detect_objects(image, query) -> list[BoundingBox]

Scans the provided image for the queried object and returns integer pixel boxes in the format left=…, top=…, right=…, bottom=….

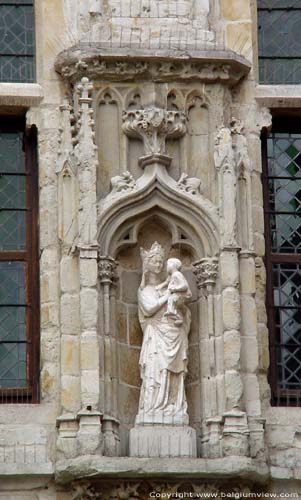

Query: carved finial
left=193, top=258, right=218, bottom=289
left=122, top=107, right=186, bottom=155
left=76, top=77, right=97, bottom=159
left=57, top=98, right=75, bottom=174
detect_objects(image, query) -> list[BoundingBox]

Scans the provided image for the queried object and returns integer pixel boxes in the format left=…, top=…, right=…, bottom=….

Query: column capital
left=193, top=257, right=219, bottom=289
left=98, top=256, right=118, bottom=285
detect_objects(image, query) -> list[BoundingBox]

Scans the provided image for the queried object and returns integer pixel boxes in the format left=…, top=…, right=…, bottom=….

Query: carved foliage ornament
left=110, top=171, right=137, bottom=194
left=71, top=480, right=253, bottom=500
left=122, top=107, right=186, bottom=155
left=56, top=54, right=250, bottom=86
left=193, top=258, right=218, bottom=289
left=177, top=173, right=202, bottom=195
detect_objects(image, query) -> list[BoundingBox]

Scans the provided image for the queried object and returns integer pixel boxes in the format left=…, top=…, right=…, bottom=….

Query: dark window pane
left=0, top=342, right=26, bottom=388
left=0, top=132, right=24, bottom=173
left=0, top=175, right=26, bottom=208
left=0, top=4, right=35, bottom=83
left=258, top=0, right=300, bottom=7
left=0, top=211, right=26, bottom=250
left=273, top=264, right=301, bottom=308
left=270, top=214, right=301, bottom=253
left=0, top=262, right=25, bottom=305
left=268, top=134, right=301, bottom=177
left=0, top=306, right=26, bottom=341
left=258, top=3, right=301, bottom=84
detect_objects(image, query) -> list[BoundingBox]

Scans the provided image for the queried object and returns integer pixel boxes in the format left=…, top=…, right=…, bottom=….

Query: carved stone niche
left=97, top=155, right=220, bottom=456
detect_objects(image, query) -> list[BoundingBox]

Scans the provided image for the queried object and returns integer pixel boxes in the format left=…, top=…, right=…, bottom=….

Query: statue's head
left=140, top=242, right=165, bottom=274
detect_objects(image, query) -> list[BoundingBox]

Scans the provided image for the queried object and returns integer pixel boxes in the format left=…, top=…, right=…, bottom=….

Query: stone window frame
left=262, top=116, right=301, bottom=406
left=0, top=116, right=40, bottom=403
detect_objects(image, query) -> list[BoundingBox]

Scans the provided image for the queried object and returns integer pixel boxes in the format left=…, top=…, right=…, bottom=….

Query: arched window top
left=0, top=0, right=35, bottom=82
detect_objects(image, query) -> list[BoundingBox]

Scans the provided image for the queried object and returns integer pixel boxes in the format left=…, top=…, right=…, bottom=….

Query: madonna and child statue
left=129, top=242, right=197, bottom=457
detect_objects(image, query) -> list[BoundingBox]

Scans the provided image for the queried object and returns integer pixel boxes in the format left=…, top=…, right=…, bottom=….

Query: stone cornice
left=55, top=45, right=251, bottom=86
left=55, top=455, right=269, bottom=485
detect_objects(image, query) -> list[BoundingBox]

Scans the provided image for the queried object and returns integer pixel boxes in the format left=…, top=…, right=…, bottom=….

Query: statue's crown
left=140, top=241, right=165, bottom=262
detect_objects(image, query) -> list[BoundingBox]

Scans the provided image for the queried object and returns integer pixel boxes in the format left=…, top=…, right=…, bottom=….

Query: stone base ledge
left=0, top=83, right=43, bottom=107
left=55, top=45, right=251, bottom=86
left=0, top=462, right=53, bottom=477
left=55, top=455, right=269, bottom=485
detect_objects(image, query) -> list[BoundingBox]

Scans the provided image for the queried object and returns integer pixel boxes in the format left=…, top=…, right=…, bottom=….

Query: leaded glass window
left=263, top=119, right=301, bottom=405
left=0, top=118, right=39, bottom=402
left=258, top=1, right=301, bottom=84
left=0, top=0, right=35, bottom=82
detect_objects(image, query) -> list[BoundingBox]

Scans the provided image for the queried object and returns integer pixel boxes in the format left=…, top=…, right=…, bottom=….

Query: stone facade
left=1, top=0, right=301, bottom=498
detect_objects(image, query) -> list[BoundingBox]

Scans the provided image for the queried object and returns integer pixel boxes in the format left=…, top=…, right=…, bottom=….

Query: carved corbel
left=122, top=106, right=186, bottom=156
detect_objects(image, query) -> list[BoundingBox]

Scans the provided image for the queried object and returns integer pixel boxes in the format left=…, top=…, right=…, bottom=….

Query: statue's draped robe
left=137, top=284, right=191, bottom=424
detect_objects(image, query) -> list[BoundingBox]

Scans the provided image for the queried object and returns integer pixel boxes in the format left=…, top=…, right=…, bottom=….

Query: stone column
left=214, top=125, right=250, bottom=457
left=193, top=257, right=221, bottom=458
left=56, top=100, right=81, bottom=459
left=99, top=256, right=120, bottom=456
left=75, top=77, right=102, bottom=455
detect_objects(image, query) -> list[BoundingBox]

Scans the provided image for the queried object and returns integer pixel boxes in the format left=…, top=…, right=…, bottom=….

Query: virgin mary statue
left=136, top=242, right=191, bottom=426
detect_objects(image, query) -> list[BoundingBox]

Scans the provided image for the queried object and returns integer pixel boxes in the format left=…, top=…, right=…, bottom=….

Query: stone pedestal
left=222, top=409, right=249, bottom=457
left=129, top=426, right=197, bottom=458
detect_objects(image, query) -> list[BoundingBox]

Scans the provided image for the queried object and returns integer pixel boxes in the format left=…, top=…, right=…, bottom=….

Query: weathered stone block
left=240, top=295, right=257, bottom=336
left=221, top=0, right=251, bottom=20
left=121, top=271, right=140, bottom=304
left=61, top=336, right=80, bottom=376
left=128, top=306, right=142, bottom=346
left=186, top=344, right=200, bottom=384
left=80, top=331, right=99, bottom=371
left=118, top=383, right=140, bottom=425
left=117, top=302, right=127, bottom=343
left=80, top=289, right=98, bottom=329
left=80, top=258, right=98, bottom=287
left=226, top=23, right=252, bottom=58
left=239, top=257, right=256, bottom=294
left=241, top=337, right=259, bottom=373
left=225, top=370, right=243, bottom=410
left=222, top=287, right=240, bottom=331
left=220, top=251, right=239, bottom=288
left=223, top=330, right=240, bottom=371
left=129, top=425, right=197, bottom=458
left=61, top=293, right=80, bottom=335
left=60, top=255, right=79, bottom=293
left=119, top=345, right=141, bottom=387
left=61, top=375, right=80, bottom=413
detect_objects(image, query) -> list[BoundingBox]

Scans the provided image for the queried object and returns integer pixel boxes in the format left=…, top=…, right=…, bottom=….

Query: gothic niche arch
left=97, top=185, right=219, bottom=456
left=95, top=88, right=123, bottom=198
left=185, top=91, right=211, bottom=195
left=166, top=89, right=185, bottom=180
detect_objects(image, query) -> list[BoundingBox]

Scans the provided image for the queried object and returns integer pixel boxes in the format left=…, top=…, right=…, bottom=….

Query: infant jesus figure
left=156, top=257, right=192, bottom=326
